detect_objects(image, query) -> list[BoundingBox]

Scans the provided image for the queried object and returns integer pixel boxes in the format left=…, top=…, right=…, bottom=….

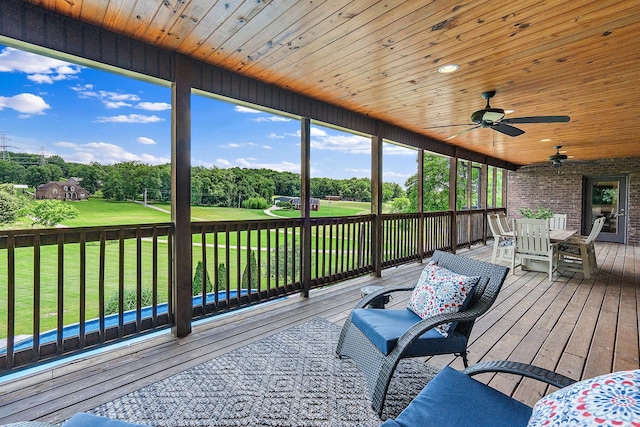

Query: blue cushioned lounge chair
left=380, top=360, right=576, bottom=427
left=336, top=250, right=509, bottom=416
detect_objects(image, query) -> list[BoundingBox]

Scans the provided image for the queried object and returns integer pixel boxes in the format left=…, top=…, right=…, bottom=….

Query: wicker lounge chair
left=379, top=360, right=577, bottom=427
left=336, top=250, right=509, bottom=416
left=382, top=359, right=640, bottom=427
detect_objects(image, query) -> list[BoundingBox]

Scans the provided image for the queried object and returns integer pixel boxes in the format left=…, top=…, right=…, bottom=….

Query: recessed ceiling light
left=437, top=64, right=459, bottom=74
left=540, top=138, right=552, bottom=142
left=505, top=109, right=515, bottom=114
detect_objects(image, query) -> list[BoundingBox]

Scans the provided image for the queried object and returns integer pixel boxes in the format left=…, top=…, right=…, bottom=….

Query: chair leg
left=459, top=351, right=469, bottom=368
left=492, top=239, right=499, bottom=263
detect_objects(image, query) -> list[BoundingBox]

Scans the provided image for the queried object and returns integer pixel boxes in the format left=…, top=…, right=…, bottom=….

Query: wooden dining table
left=503, top=229, right=579, bottom=273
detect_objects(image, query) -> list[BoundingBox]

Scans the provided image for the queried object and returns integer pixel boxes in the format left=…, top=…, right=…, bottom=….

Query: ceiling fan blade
left=446, top=125, right=481, bottom=140
left=502, top=115, right=570, bottom=124
left=424, top=123, right=474, bottom=129
left=492, top=123, right=525, bottom=137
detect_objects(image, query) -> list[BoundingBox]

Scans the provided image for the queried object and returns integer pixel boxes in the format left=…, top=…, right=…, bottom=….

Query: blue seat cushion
left=385, top=366, right=533, bottom=427
left=63, top=414, right=151, bottom=427
left=351, top=308, right=468, bottom=356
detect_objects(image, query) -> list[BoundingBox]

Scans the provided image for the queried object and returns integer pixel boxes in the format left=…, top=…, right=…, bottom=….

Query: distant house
left=35, top=179, right=89, bottom=201
left=273, top=196, right=294, bottom=205
left=325, top=195, right=341, bottom=201
left=290, top=197, right=320, bottom=211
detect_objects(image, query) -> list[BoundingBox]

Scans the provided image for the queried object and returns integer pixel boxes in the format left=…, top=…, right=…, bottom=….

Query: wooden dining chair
left=512, top=218, right=557, bottom=281
left=487, top=214, right=513, bottom=264
left=549, top=214, right=567, bottom=230
left=496, top=212, right=511, bottom=234
left=557, top=216, right=606, bottom=279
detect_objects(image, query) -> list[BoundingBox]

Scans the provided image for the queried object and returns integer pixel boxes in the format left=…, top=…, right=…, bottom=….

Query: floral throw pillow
left=527, top=369, right=640, bottom=427
left=407, top=261, right=480, bottom=337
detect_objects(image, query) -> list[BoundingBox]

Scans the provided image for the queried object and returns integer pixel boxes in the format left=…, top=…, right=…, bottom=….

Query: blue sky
left=0, top=44, right=417, bottom=187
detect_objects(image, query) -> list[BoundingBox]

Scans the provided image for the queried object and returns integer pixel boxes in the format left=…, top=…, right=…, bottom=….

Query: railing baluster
left=99, top=231, right=106, bottom=342
left=213, top=225, right=219, bottom=308
left=6, top=233, right=15, bottom=369
left=152, top=227, right=158, bottom=327
left=33, top=231, right=41, bottom=361
left=201, top=228, right=207, bottom=312
left=118, top=228, right=125, bottom=338
left=79, top=231, right=86, bottom=348
left=57, top=233, right=64, bottom=354
left=136, top=226, right=142, bottom=332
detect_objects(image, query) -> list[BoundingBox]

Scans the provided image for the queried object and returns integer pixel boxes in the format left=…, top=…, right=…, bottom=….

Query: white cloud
left=213, top=158, right=232, bottom=167
left=263, top=145, right=273, bottom=149
left=268, top=132, right=284, bottom=139
left=383, top=143, right=418, bottom=156
left=220, top=142, right=257, bottom=148
left=0, top=47, right=82, bottom=83
left=234, top=105, right=261, bottom=113
left=290, top=127, right=328, bottom=138
left=234, top=158, right=301, bottom=173
left=311, top=133, right=370, bottom=154
left=252, top=115, right=291, bottom=122
left=136, top=101, right=171, bottom=111
left=96, top=114, right=164, bottom=123
left=137, top=136, right=156, bottom=145
left=71, top=85, right=144, bottom=108
left=54, top=141, right=169, bottom=165
left=0, top=93, right=50, bottom=115
left=384, top=170, right=413, bottom=180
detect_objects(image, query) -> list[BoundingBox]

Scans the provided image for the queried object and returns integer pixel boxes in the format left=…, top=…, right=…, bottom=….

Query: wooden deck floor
left=1, top=242, right=638, bottom=424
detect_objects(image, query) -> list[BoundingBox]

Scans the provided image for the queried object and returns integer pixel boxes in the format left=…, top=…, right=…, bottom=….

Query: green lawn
left=61, top=198, right=171, bottom=226
left=2, top=197, right=378, bottom=338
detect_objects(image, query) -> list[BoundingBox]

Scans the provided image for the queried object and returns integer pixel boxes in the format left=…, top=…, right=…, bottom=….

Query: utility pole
left=0, top=131, right=19, bottom=160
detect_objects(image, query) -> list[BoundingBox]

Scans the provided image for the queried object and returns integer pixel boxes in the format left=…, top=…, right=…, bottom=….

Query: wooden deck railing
left=0, top=208, right=504, bottom=372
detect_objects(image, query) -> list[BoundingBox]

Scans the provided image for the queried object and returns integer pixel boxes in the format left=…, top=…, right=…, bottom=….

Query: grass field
left=2, top=197, right=378, bottom=338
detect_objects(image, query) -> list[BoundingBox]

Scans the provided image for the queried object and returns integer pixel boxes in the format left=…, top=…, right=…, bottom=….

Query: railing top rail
left=0, top=222, right=173, bottom=249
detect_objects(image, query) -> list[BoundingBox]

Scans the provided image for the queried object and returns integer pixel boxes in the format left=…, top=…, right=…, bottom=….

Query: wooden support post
left=371, top=123, right=383, bottom=277
left=171, top=54, right=192, bottom=337
left=501, top=169, right=508, bottom=210
left=300, top=118, right=312, bottom=298
left=480, top=163, right=488, bottom=243
left=417, top=149, right=424, bottom=261
left=449, top=154, right=458, bottom=253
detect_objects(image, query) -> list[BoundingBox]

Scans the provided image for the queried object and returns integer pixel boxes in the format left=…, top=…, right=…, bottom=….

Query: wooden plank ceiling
left=24, top=0, right=640, bottom=166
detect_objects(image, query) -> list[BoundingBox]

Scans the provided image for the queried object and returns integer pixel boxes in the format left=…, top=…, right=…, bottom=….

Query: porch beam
left=171, top=54, right=192, bottom=337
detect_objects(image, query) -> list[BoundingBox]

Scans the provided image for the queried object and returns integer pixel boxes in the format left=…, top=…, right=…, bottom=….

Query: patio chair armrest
left=463, top=360, right=577, bottom=389
left=352, top=283, right=416, bottom=309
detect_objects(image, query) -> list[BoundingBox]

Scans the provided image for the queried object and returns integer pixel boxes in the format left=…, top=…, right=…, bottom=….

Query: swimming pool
left=4, top=290, right=248, bottom=353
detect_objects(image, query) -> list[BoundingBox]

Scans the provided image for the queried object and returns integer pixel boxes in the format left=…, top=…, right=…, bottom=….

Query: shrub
left=193, top=260, right=213, bottom=295
left=242, top=197, right=269, bottom=209
left=241, top=251, right=259, bottom=288
left=105, top=288, right=154, bottom=315
left=518, top=206, right=553, bottom=219
left=276, top=201, right=293, bottom=209
left=216, top=263, right=228, bottom=291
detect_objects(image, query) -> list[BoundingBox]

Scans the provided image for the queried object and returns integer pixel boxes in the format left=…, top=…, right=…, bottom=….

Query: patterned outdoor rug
left=89, top=318, right=438, bottom=426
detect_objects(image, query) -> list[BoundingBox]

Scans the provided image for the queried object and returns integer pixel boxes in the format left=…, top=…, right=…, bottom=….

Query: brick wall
left=507, top=157, right=640, bottom=245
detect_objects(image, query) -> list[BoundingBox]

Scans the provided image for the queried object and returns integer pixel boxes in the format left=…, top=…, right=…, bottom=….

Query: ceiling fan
left=548, top=145, right=569, bottom=166
left=430, top=91, right=570, bottom=140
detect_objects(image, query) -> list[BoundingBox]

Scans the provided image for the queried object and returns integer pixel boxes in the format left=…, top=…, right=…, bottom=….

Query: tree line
left=0, top=153, right=406, bottom=206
